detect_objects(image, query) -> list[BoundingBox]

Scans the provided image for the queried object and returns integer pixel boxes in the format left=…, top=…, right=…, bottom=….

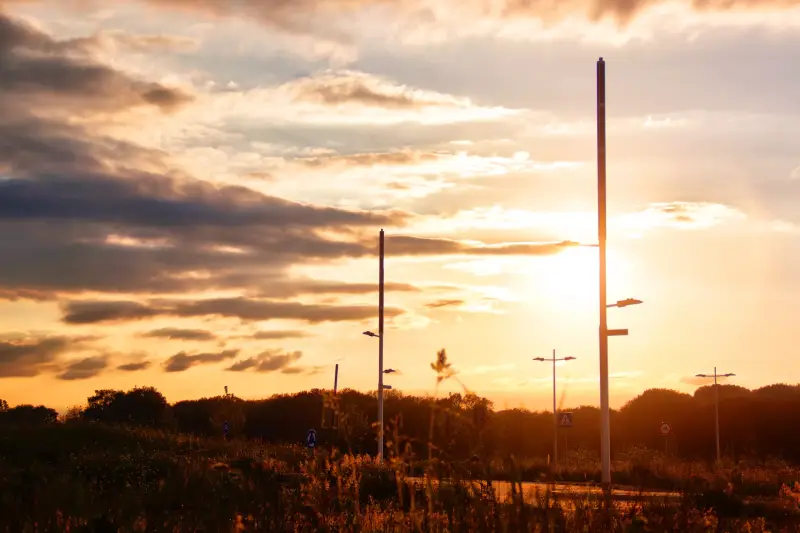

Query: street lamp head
left=383, top=368, right=397, bottom=374
left=564, top=356, right=576, bottom=361
left=533, top=357, right=545, bottom=362
left=723, top=373, right=736, bottom=377
left=615, top=298, right=643, bottom=308
left=362, top=331, right=379, bottom=338
left=696, top=374, right=710, bottom=378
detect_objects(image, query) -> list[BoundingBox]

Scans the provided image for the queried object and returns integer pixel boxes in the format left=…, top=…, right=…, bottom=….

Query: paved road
left=405, top=477, right=681, bottom=502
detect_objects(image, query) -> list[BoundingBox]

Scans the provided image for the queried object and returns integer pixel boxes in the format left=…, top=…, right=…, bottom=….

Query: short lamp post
left=695, top=367, right=735, bottom=464
left=534, top=350, right=576, bottom=466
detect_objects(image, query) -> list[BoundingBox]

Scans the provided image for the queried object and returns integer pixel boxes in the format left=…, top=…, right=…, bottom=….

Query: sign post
left=559, top=412, right=573, bottom=462
left=307, top=428, right=317, bottom=456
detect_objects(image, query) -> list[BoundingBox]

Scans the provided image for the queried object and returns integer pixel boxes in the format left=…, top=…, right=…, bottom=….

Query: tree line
left=3, top=381, right=800, bottom=463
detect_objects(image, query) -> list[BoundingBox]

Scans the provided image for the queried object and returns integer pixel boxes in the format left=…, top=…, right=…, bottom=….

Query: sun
left=527, top=246, right=632, bottom=309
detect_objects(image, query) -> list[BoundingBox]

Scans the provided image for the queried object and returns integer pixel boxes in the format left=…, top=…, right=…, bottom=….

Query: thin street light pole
left=534, top=353, right=576, bottom=467
left=696, top=367, right=735, bottom=464
left=378, top=229, right=385, bottom=462
left=552, top=349, right=558, bottom=465
left=597, top=56, right=611, bottom=487
left=714, top=368, right=720, bottom=462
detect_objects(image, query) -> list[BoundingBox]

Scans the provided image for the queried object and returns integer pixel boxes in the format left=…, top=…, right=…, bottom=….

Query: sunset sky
left=1, top=0, right=799, bottom=413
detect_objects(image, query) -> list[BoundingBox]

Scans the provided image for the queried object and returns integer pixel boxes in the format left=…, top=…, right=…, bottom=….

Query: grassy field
left=2, top=424, right=800, bottom=532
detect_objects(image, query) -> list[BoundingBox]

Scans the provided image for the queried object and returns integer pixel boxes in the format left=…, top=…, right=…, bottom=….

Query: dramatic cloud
left=57, top=355, right=108, bottom=381
left=130, top=0, right=800, bottom=40
left=289, top=70, right=471, bottom=110
left=0, top=13, right=193, bottom=114
left=172, top=298, right=400, bottom=323
left=0, top=334, right=95, bottom=377
left=201, top=71, right=518, bottom=127
left=141, top=328, right=217, bottom=341
left=61, top=301, right=160, bottom=325
left=61, top=298, right=403, bottom=325
left=118, top=360, right=153, bottom=372
left=163, top=349, right=240, bottom=372
left=254, top=279, right=419, bottom=298
left=226, top=350, right=303, bottom=373
left=0, top=14, right=573, bottom=304
left=0, top=14, right=414, bottom=301
left=250, top=330, right=312, bottom=340
left=386, top=236, right=586, bottom=256
left=0, top=173, right=402, bottom=231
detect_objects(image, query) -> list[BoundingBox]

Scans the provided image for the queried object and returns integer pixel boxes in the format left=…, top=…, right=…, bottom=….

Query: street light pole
left=552, top=350, right=557, bottom=464
left=534, top=352, right=576, bottom=466
left=596, top=56, right=611, bottom=488
left=378, top=229, right=385, bottom=462
left=696, top=367, right=735, bottom=464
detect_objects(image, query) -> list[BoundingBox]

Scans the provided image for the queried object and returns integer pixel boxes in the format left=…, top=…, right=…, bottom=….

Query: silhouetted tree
left=13, top=376, right=800, bottom=464
left=81, top=387, right=169, bottom=427
left=0, top=404, right=58, bottom=425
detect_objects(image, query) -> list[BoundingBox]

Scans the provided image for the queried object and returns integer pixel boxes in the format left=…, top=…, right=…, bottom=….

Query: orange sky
left=0, top=0, right=799, bottom=412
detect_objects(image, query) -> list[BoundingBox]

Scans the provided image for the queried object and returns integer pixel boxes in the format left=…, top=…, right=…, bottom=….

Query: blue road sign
left=306, top=428, right=317, bottom=448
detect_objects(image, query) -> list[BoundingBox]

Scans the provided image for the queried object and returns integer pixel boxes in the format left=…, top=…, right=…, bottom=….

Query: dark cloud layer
left=163, top=349, right=239, bottom=372
left=141, top=328, right=217, bottom=341
left=0, top=334, right=95, bottom=377
left=132, top=0, right=800, bottom=37
left=118, top=360, right=153, bottom=372
left=0, top=13, right=192, bottom=113
left=61, top=298, right=403, bottom=325
left=386, top=236, right=585, bottom=256
left=226, top=350, right=303, bottom=373
left=0, top=13, right=582, bottom=303
left=290, top=73, right=453, bottom=109
left=250, top=330, right=311, bottom=340
left=58, top=355, right=108, bottom=381
left=0, top=12, right=409, bottom=300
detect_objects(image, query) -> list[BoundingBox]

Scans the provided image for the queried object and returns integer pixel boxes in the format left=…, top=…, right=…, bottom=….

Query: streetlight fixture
left=363, top=331, right=379, bottom=338
left=695, top=367, right=735, bottom=464
left=534, top=350, right=576, bottom=467
left=607, top=298, right=642, bottom=308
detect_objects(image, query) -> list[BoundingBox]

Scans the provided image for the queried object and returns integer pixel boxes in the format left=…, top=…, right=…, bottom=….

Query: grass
left=3, top=424, right=800, bottom=531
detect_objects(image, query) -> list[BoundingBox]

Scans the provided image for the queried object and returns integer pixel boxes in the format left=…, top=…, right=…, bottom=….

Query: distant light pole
left=534, top=350, right=576, bottom=466
left=363, top=228, right=385, bottom=465
left=695, top=367, right=735, bottom=464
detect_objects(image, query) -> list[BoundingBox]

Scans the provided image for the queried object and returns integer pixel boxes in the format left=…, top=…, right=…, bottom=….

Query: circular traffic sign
left=660, top=423, right=671, bottom=435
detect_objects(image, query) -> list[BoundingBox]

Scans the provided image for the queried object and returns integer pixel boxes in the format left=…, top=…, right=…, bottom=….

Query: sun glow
left=529, top=247, right=633, bottom=309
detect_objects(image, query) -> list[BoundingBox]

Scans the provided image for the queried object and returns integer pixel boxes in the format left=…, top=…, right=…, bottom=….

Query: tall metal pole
left=552, top=349, right=558, bottom=466
left=714, top=367, right=720, bottom=463
left=597, top=57, right=611, bottom=487
left=334, top=363, right=339, bottom=395
left=378, top=229, right=385, bottom=462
